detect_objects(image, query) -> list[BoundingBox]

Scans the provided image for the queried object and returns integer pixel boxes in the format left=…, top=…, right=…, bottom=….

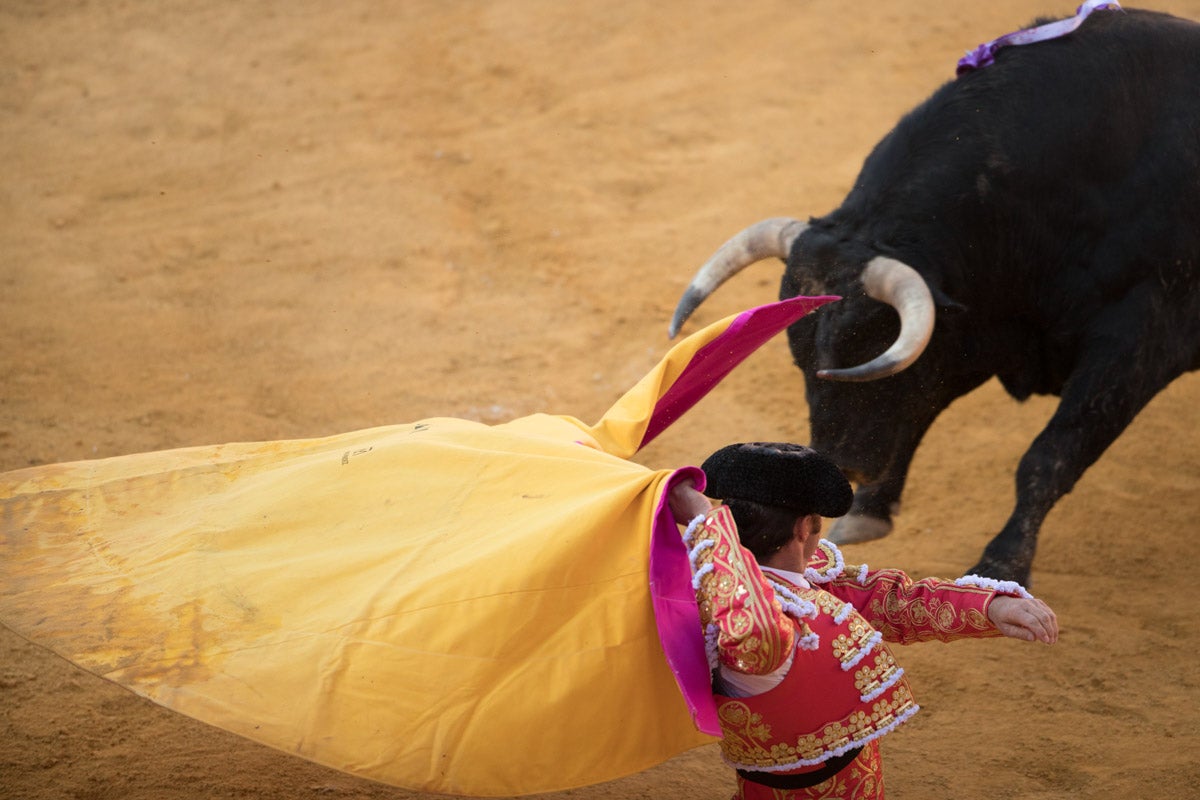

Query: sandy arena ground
left=3, top=2, right=1200, bottom=798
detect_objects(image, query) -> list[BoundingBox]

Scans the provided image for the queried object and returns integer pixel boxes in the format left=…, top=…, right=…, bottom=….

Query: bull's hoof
left=826, top=514, right=892, bottom=545
left=963, top=557, right=1032, bottom=589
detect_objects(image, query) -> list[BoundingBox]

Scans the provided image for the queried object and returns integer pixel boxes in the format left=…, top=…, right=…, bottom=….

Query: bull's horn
left=668, top=217, right=807, bottom=338
left=817, top=256, right=935, bottom=382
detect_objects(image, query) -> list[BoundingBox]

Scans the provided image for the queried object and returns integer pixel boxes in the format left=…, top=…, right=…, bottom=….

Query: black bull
left=669, top=8, right=1200, bottom=585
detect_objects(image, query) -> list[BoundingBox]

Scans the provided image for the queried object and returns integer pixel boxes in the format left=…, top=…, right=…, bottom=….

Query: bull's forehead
left=788, top=227, right=877, bottom=293
left=783, top=269, right=836, bottom=298
left=782, top=256, right=865, bottom=299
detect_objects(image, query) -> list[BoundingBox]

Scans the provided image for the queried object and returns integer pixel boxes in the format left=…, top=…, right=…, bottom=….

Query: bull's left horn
left=817, top=256, right=935, bottom=382
left=668, top=217, right=807, bottom=338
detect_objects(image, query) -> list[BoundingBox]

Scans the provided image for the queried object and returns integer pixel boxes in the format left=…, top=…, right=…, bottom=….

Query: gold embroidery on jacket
left=691, top=509, right=795, bottom=674
left=719, top=684, right=917, bottom=767
left=857, top=568, right=999, bottom=643
left=811, top=591, right=846, bottom=618
left=853, top=651, right=902, bottom=698
left=830, top=615, right=876, bottom=668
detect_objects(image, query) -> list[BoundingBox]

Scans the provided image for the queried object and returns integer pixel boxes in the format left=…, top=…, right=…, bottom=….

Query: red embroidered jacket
left=684, top=506, right=1026, bottom=774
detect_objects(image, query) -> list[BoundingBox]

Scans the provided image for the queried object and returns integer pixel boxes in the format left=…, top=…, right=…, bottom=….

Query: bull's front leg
left=966, top=437, right=1068, bottom=586
left=967, top=314, right=1187, bottom=585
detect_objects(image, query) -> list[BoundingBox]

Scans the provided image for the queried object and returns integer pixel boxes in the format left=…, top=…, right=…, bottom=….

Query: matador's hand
left=667, top=479, right=712, bottom=525
left=987, top=595, right=1059, bottom=644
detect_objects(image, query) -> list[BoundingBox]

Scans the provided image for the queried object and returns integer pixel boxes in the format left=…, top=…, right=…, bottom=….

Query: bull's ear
left=930, top=285, right=968, bottom=315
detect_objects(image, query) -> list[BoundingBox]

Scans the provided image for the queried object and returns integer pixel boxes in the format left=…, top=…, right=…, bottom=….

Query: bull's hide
left=0, top=295, right=832, bottom=797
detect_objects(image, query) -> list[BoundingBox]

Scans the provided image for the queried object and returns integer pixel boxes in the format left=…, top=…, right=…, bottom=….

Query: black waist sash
left=736, top=746, right=863, bottom=790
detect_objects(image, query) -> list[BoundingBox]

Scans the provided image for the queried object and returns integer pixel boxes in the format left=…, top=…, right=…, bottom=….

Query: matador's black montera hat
left=700, top=442, right=853, bottom=517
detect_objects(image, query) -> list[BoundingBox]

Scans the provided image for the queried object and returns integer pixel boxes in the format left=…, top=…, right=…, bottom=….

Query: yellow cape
left=0, top=296, right=833, bottom=796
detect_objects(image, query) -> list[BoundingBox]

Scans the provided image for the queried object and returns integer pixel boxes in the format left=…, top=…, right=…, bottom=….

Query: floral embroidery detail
left=830, top=615, right=878, bottom=670
left=809, top=591, right=848, bottom=620
left=853, top=651, right=905, bottom=703
left=853, top=568, right=1002, bottom=644
left=720, top=701, right=773, bottom=744
left=686, top=507, right=795, bottom=675
left=720, top=684, right=919, bottom=768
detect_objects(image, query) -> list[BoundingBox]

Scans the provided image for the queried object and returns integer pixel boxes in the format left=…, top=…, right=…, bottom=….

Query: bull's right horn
left=668, top=217, right=808, bottom=338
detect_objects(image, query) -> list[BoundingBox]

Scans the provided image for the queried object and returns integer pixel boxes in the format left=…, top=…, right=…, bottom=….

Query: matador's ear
left=793, top=514, right=817, bottom=543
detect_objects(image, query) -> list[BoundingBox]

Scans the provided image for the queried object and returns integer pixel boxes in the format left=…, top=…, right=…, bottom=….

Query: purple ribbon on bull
left=957, top=0, right=1123, bottom=75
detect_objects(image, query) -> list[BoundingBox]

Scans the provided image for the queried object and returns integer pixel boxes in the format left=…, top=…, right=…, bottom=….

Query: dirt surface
left=3, top=2, right=1199, bottom=798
